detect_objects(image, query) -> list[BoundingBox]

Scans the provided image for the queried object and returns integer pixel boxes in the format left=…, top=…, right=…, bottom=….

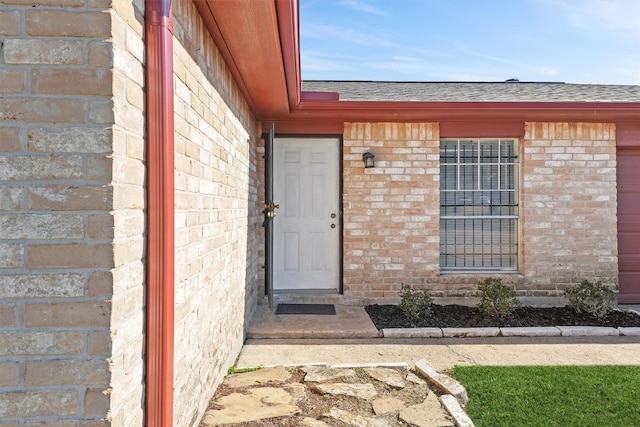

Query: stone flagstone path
left=200, top=361, right=474, bottom=426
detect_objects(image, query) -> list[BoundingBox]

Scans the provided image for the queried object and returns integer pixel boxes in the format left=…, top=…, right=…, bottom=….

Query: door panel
left=618, top=151, right=640, bottom=303
left=274, top=138, right=340, bottom=291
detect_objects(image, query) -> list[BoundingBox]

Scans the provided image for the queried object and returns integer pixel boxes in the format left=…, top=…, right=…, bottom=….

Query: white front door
left=273, top=138, right=340, bottom=291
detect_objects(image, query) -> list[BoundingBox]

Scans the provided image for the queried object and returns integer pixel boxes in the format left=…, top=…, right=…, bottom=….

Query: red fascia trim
left=145, top=1, right=175, bottom=426
left=293, top=100, right=640, bottom=120
left=263, top=119, right=525, bottom=137
left=269, top=100, right=640, bottom=135
left=276, top=0, right=301, bottom=107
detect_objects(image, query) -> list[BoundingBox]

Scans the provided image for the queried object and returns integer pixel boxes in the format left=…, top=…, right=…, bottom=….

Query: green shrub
left=399, top=283, right=433, bottom=324
left=477, top=278, right=522, bottom=318
left=565, top=280, right=616, bottom=318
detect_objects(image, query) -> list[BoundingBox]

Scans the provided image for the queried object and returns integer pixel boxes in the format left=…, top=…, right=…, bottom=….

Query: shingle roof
left=301, top=81, right=640, bottom=103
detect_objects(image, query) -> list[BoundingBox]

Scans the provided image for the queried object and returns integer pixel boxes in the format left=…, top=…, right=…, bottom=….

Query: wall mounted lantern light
left=363, top=151, right=375, bottom=169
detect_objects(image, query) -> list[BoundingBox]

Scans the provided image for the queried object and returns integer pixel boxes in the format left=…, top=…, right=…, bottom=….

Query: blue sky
left=300, top=0, right=640, bottom=84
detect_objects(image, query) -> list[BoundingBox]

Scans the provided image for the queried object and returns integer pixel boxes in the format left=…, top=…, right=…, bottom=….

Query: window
left=440, top=138, right=519, bottom=270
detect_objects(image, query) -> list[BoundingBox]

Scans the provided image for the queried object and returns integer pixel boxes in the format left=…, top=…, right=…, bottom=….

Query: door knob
left=330, top=213, right=336, bottom=218
left=331, top=224, right=336, bottom=228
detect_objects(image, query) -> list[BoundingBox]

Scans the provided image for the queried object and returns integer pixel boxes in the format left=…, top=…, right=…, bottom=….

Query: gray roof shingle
left=302, top=81, right=640, bottom=103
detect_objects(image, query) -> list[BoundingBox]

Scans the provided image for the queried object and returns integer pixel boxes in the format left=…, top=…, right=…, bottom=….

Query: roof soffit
left=195, top=0, right=290, bottom=118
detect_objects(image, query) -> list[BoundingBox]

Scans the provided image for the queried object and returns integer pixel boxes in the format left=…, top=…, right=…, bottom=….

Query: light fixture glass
left=363, top=151, right=375, bottom=168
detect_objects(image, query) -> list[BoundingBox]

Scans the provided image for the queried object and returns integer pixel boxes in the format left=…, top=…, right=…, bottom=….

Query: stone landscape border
left=216, top=361, right=476, bottom=427
left=381, top=326, right=640, bottom=338
left=318, top=361, right=476, bottom=426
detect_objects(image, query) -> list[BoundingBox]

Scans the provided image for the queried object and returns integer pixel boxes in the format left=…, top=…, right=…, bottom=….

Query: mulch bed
left=365, top=304, right=640, bottom=329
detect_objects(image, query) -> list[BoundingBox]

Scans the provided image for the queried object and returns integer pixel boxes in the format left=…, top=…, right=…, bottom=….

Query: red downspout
left=145, top=1, right=174, bottom=426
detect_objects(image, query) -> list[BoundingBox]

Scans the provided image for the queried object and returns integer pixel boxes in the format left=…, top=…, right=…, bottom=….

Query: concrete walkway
left=237, top=336, right=640, bottom=371
left=240, top=303, right=640, bottom=370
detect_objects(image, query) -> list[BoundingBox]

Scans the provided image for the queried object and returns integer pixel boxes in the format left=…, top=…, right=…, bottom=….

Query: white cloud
left=302, top=23, right=395, bottom=47
left=367, top=57, right=436, bottom=75
left=538, top=0, right=640, bottom=39
left=366, top=58, right=514, bottom=82
left=446, top=39, right=560, bottom=77
left=339, top=0, right=389, bottom=17
left=301, top=51, right=353, bottom=73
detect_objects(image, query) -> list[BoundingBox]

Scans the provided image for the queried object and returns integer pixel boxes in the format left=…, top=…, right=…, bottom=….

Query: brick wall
left=342, top=123, right=441, bottom=299
left=172, top=1, right=260, bottom=425
left=1, top=0, right=260, bottom=424
left=0, top=0, right=114, bottom=424
left=341, top=122, right=619, bottom=302
left=522, top=122, right=619, bottom=295
left=108, top=0, right=146, bottom=425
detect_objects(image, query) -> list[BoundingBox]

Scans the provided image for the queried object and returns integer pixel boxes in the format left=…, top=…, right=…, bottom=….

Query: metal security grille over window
left=440, top=138, right=519, bottom=270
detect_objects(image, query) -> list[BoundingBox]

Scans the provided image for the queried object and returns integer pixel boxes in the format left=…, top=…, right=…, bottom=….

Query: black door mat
left=275, top=304, right=336, bottom=315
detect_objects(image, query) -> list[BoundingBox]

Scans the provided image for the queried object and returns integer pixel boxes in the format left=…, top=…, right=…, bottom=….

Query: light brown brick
left=0, top=69, right=26, bottom=93
left=88, top=213, right=115, bottom=239
left=28, top=244, right=114, bottom=269
left=0, top=98, right=85, bottom=124
left=0, top=273, right=85, bottom=299
left=2, top=0, right=83, bottom=5
left=112, top=100, right=143, bottom=132
left=88, top=41, right=114, bottom=68
left=89, top=100, right=115, bottom=124
left=113, top=0, right=144, bottom=36
left=87, top=330, right=111, bottom=356
left=24, top=359, right=109, bottom=386
left=126, top=133, right=145, bottom=160
left=84, top=388, right=110, bottom=416
left=27, top=126, right=112, bottom=153
left=0, top=10, right=20, bottom=36
left=87, top=154, right=114, bottom=181
left=25, top=300, right=110, bottom=328
left=523, top=122, right=618, bottom=287
left=126, top=79, right=145, bottom=110
left=113, top=211, right=145, bottom=238
left=113, top=238, right=143, bottom=265
left=33, top=69, right=112, bottom=97
left=25, top=421, right=109, bottom=427
left=2, top=39, right=83, bottom=65
left=0, top=390, right=78, bottom=418
left=0, top=126, right=22, bottom=152
left=342, top=122, right=440, bottom=295
left=87, top=271, right=113, bottom=297
left=0, top=214, right=84, bottom=239
left=0, top=154, right=84, bottom=181
left=87, top=0, right=113, bottom=6
left=0, top=187, right=23, bottom=212
left=26, top=10, right=110, bottom=37
left=114, top=157, right=145, bottom=185
left=0, top=331, right=84, bottom=356
left=27, top=186, right=112, bottom=211
left=0, top=303, right=17, bottom=328
left=112, top=185, right=144, bottom=210
left=0, top=362, right=19, bottom=387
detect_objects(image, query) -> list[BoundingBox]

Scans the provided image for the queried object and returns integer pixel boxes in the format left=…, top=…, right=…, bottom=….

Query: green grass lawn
left=451, top=365, right=640, bottom=427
